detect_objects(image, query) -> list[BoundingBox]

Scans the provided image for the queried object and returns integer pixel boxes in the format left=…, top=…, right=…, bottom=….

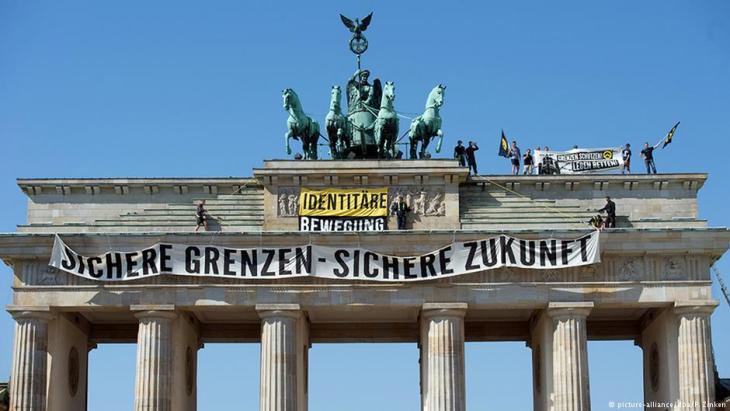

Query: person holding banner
left=640, top=123, right=679, bottom=174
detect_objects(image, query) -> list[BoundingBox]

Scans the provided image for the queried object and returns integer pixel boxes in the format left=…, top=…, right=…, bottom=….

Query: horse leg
left=379, top=127, right=388, bottom=159
left=329, top=138, right=337, bottom=159
left=285, top=131, right=293, bottom=155
left=311, top=128, right=319, bottom=160
left=420, top=135, right=431, bottom=159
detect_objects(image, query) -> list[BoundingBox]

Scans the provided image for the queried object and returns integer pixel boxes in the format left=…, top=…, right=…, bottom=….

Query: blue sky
left=0, top=1, right=729, bottom=410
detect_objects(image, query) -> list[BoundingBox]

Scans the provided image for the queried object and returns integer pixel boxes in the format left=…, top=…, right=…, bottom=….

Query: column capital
left=546, top=301, right=593, bottom=319
left=7, top=306, right=55, bottom=322
left=673, top=300, right=718, bottom=316
left=422, top=302, right=468, bottom=319
left=131, top=304, right=177, bottom=321
left=256, top=303, right=302, bottom=320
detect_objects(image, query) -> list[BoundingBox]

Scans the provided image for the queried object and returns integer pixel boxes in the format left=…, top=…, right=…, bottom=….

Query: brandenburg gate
left=1, top=159, right=728, bottom=410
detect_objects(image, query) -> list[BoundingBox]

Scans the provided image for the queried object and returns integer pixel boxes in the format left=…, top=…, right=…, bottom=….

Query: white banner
left=535, top=147, right=624, bottom=174
left=49, top=232, right=600, bottom=283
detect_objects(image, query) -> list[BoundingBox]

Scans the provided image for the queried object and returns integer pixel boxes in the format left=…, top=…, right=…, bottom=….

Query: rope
left=364, top=103, right=415, bottom=120
left=395, top=129, right=411, bottom=144
left=484, top=178, right=594, bottom=223
left=230, top=183, right=250, bottom=196
left=712, top=265, right=730, bottom=309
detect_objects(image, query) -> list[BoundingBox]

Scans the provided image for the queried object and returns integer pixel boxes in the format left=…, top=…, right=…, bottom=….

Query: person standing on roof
left=621, top=143, right=632, bottom=174
left=195, top=200, right=209, bottom=232
left=465, top=141, right=479, bottom=175
left=508, top=141, right=521, bottom=175
left=453, top=140, right=466, bottom=167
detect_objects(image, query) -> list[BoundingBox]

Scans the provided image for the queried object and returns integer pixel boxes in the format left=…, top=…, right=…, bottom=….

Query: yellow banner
left=298, top=187, right=389, bottom=217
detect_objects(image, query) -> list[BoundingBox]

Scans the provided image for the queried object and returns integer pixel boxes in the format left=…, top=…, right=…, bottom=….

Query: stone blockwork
left=462, top=174, right=707, bottom=230
left=17, top=178, right=263, bottom=233
left=15, top=164, right=710, bottom=234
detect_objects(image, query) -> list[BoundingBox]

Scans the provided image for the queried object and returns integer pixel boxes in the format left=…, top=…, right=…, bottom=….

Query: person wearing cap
left=453, top=140, right=466, bottom=167
left=621, top=143, right=632, bottom=174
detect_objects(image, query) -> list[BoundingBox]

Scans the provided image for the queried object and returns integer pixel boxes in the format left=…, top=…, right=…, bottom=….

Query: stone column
left=419, top=303, right=466, bottom=411
left=546, top=302, right=593, bottom=411
left=133, top=307, right=178, bottom=411
left=674, top=302, right=717, bottom=411
left=171, top=313, right=201, bottom=411
left=257, top=304, right=307, bottom=411
left=9, top=309, right=55, bottom=411
left=637, top=308, right=679, bottom=407
left=47, top=313, right=91, bottom=411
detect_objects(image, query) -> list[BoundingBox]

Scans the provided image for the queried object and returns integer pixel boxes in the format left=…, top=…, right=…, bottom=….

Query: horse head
left=426, top=84, right=446, bottom=109
left=382, top=81, right=396, bottom=107
left=282, top=88, right=300, bottom=111
left=330, top=85, right=341, bottom=111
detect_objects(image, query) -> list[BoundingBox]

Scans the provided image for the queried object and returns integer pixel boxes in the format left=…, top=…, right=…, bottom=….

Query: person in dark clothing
left=453, top=140, right=466, bottom=167
left=195, top=200, right=209, bottom=232
left=523, top=149, right=534, bottom=175
left=540, top=155, right=558, bottom=175
left=641, top=141, right=659, bottom=174
left=390, top=195, right=411, bottom=230
left=465, top=141, right=479, bottom=175
left=597, top=196, right=616, bottom=228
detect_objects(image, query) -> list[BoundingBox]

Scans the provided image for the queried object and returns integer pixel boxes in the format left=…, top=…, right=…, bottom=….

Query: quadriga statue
left=283, top=88, right=320, bottom=160
left=409, top=84, right=445, bottom=159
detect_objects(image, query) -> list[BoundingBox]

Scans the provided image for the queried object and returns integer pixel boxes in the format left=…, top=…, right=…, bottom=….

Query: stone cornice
left=0, top=228, right=728, bottom=263
left=673, top=300, right=719, bottom=316
left=16, top=177, right=260, bottom=197
left=467, top=173, right=707, bottom=188
left=253, top=159, right=470, bottom=186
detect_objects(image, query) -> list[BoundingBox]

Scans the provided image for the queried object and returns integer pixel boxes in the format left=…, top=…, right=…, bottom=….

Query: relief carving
left=540, top=269, right=559, bottom=282
left=38, top=266, right=63, bottom=285
left=617, top=257, right=642, bottom=281
left=389, top=186, right=446, bottom=216
left=664, top=256, right=686, bottom=280
left=278, top=188, right=300, bottom=217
